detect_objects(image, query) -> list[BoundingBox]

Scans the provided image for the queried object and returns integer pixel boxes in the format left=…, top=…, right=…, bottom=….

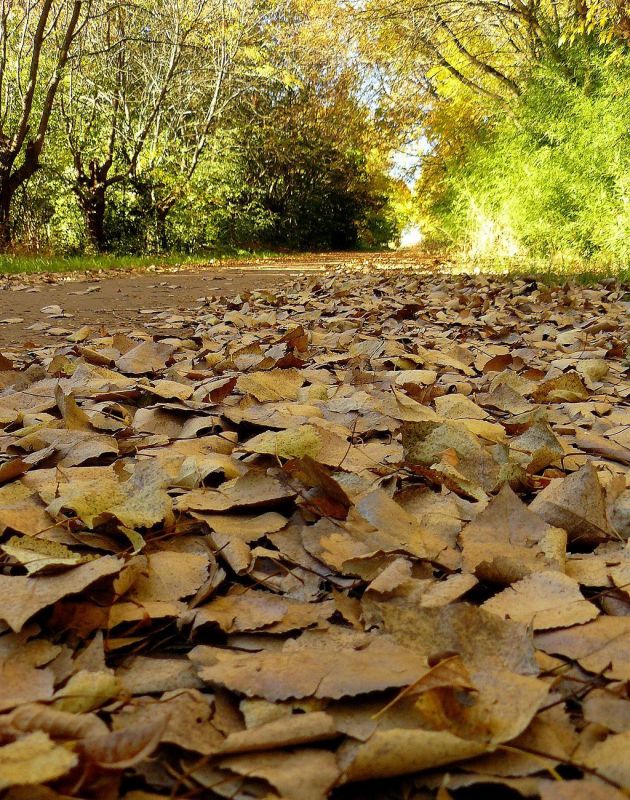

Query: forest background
left=0, top=0, right=628, bottom=268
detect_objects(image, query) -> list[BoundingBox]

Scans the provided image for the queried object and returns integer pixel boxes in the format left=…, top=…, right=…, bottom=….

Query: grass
left=0, top=247, right=281, bottom=275
left=444, top=255, right=630, bottom=286
left=1, top=248, right=627, bottom=287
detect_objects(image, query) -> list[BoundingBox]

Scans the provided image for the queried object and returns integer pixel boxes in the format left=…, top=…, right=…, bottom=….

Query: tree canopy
left=0, top=0, right=627, bottom=261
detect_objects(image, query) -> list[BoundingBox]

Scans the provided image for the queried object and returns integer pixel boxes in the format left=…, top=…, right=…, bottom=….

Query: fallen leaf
left=191, top=635, right=426, bottom=701
left=236, top=369, right=305, bottom=401
left=581, top=731, right=630, bottom=789
left=338, top=729, right=486, bottom=782
left=52, top=670, right=120, bottom=713
left=115, top=340, right=174, bottom=374
left=219, top=748, right=340, bottom=800
left=482, top=571, right=599, bottom=629
left=530, top=462, right=614, bottom=544
left=0, top=732, right=77, bottom=790
left=83, top=716, right=168, bottom=768
left=0, top=556, right=121, bottom=632
left=1, top=536, right=91, bottom=575
left=460, top=484, right=566, bottom=583
left=536, top=616, right=630, bottom=680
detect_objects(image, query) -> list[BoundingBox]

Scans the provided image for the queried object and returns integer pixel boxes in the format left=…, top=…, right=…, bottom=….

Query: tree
left=0, top=0, right=88, bottom=248
left=61, top=0, right=220, bottom=251
left=223, top=70, right=398, bottom=249
left=130, top=0, right=275, bottom=251
left=346, top=0, right=629, bottom=262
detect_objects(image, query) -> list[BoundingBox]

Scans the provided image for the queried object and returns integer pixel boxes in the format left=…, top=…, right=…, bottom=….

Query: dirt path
left=0, top=251, right=439, bottom=349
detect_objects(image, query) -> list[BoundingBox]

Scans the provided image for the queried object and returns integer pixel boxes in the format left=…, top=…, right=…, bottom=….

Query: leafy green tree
left=130, top=0, right=281, bottom=252
left=61, top=0, right=219, bottom=252
left=353, top=0, right=630, bottom=263
left=223, top=75, right=398, bottom=249
left=0, top=0, right=87, bottom=249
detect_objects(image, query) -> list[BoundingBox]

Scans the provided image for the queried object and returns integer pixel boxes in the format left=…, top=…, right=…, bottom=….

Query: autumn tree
left=349, top=0, right=629, bottom=262
left=0, top=0, right=90, bottom=248
left=61, top=0, right=221, bottom=252
left=126, top=0, right=281, bottom=251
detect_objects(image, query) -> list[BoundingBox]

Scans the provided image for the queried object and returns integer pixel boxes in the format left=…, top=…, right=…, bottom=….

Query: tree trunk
left=79, top=188, right=107, bottom=252
left=0, top=182, right=14, bottom=251
left=155, top=204, right=171, bottom=252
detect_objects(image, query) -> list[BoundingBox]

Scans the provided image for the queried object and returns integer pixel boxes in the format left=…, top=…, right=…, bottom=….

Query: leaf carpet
left=0, top=269, right=628, bottom=799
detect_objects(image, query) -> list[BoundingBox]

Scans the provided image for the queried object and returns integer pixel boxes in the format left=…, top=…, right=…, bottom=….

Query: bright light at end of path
left=399, top=225, right=424, bottom=248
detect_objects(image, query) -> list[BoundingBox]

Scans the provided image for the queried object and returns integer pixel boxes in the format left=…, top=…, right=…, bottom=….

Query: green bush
left=421, top=46, right=630, bottom=265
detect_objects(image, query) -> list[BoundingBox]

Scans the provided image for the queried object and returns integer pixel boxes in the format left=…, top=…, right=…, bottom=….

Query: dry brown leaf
left=236, top=369, right=304, bottom=401
left=176, top=470, right=294, bottom=512
left=337, top=729, right=487, bottom=782
left=1, top=536, right=91, bottom=575
left=83, top=716, right=168, bottom=768
left=460, top=484, right=566, bottom=583
left=1, top=702, right=109, bottom=739
left=532, top=371, right=590, bottom=403
left=509, top=417, right=565, bottom=473
left=0, top=732, right=78, bottom=790
left=220, top=748, right=340, bottom=800
left=1, top=264, right=627, bottom=798
left=0, top=660, right=54, bottom=711
left=575, top=429, right=630, bottom=466
left=0, top=556, right=121, bottom=632
left=113, top=690, right=224, bottom=755
left=46, top=463, right=172, bottom=530
left=221, top=711, right=338, bottom=754
left=363, top=601, right=539, bottom=674
left=536, top=616, right=630, bottom=680
left=52, top=670, right=119, bottom=713
left=117, top=656, right=204, bottom=695
left=539, top=781, right=627, bottom=800
left=115, top=340, right=174, bottom=374
left=241, top=423, right=375, bottom=472
left=581, top=731, right=630, bottom=789
left=192, top=588, right=332, bottom=634
left=55, top=386, right=92, bottom=431
left=419, top=573, right=479, bottom=607
left=583, top=689, right=630, bottom=733
left=131, top=551, right=210, bottom=602
left=402, top=420, right=500, bottom=494
left=482, top=571, right=599, bottom=629
left=19, top=428, right=119, bottom=467
left=530, top=462, right=613, bottom=544
left=193, top=510, right=287, bottom=573
left=191, top=635, right=426, bottom=701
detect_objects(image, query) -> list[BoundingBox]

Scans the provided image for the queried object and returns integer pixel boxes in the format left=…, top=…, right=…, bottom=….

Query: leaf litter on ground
left=0, top=266, right=628, bottom=798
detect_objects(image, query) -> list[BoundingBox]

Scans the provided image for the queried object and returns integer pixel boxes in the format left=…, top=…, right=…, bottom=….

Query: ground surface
left=0, top=252, right=440, bottom=348
left=0, top=256, right=628, bottom=799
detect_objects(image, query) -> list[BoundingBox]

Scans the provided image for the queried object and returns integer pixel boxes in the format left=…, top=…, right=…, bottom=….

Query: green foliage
left=419, top=47, right=630, bottom=265
left=0, top=0, right=401, bottom=257
left=6, top=0, right=627, bottom=267
left=218, top=86, right=400, bottom=249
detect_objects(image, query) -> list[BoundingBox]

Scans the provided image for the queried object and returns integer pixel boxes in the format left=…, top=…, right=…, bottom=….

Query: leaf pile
left=0, top=269, right=628, bottom=799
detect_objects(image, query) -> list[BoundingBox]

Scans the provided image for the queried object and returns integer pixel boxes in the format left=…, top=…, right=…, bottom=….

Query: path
left=0, top=251, right=440, bottom=349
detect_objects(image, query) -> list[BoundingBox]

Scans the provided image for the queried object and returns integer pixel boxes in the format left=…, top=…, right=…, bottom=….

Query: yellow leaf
left=53, top=671, right=120, bottom=714
left=0, top=732, right=77, bottom=789
left=1, top=536, right=90, bottom=575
